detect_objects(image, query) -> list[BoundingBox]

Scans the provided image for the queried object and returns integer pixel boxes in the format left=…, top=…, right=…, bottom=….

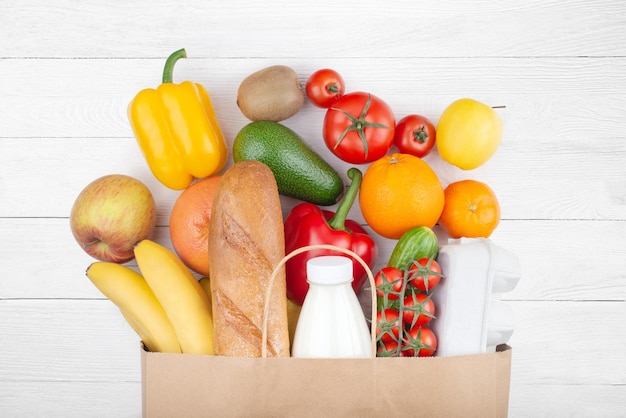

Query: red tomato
left=374, top=266, right=404, bottom=300
left=375, top=308, right=402, bottom=343
left=376, top=340, right=399, bottom=357
left=408, top=258, right=443, bottom=292
left=402, top=326, right=438, bottom=357
left=393, top=114, right=436, bottom=158
left=402, top=292, right=436, bottom=327
left=323, top=92, right=395, bottom=164
left=305, top=69, right=345, bottom=108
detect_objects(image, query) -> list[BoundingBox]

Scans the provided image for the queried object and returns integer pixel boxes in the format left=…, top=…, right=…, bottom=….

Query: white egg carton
left=431, top=238, right=521, bottom=357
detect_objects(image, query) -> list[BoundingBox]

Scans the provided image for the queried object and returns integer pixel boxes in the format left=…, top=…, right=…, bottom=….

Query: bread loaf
left=208, top=160, right=290, bottom=357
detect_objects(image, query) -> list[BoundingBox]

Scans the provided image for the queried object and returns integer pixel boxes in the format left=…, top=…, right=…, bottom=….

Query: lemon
left=436, top=98, right=503, bottom=170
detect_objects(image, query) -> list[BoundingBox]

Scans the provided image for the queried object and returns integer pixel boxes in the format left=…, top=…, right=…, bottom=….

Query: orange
left=169, top=175, right=222, bottom=276
left=438, top=179, right=500, bottom=238
left=359, top=153, right=444, bottom=239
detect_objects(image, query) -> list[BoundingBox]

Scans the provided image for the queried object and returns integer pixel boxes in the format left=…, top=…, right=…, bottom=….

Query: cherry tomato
left=408, top=258, right=443, bottom=292
left=375, top=308, right=402, bottom=343
left=374, top=266, right=404, bottom=300
left=305, top=69, right=345, bottom=108
left=393, top=114, right=436, bottom=158
left=323, top=92, right=395, bottom=164
left=376, top=340, right=399, bottom=357
left=402, top=291, right=436, bottom=327
left=402, top=326, right=438, bottom=357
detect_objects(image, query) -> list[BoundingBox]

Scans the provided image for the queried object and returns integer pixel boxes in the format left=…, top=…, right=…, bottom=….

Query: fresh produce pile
left=70, top=49, right=504, bottom=358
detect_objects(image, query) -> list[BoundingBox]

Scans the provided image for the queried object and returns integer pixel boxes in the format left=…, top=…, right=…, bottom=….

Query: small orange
left=359, top=153, right=444, bottom=239
left=438, top=179, right=500, bottom=238
left=169, top=175, right=222, bottom=276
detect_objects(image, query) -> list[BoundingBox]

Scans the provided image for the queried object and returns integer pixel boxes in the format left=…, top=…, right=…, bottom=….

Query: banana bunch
left=86, top=239, right=214, bottom=355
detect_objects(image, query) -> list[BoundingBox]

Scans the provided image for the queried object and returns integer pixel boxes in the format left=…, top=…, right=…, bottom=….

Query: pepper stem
left=327, top=168, right=362, bottom=231
left=162, top=48, right=187, bottom=84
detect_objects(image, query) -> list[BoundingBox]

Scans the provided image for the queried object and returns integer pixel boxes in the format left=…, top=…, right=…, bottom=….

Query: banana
left=134, top=239, right=215, bottom=355
left=119, top=307, right=157, bottom=352
left=286, top=299, right=302, bottom=347
left=198, top=276, right=213, bottom=313
left=86, top=261, right=181, bottom=353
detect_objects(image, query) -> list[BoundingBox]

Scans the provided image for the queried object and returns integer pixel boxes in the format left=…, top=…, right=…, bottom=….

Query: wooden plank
left=0, top=381, right=141, bottom=418
left=1, top=299, right=623, bottom=390
left=0, top=219, right=175, bottom=300
left=1, top=218, right=625, bottom=301
left=1, top=0, right=625, bottom=58
left=508, top=384, right=626, bottom=418
left=507, top=301, right=626, bottom=385
left=2, top=132, right=625, bottom=221
left=0, top=300, right=141, bottom=382
left=1, top=57, right=625, bottom=138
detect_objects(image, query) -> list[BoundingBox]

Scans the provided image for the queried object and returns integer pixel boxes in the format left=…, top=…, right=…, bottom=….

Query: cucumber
left=387, top=226, right=439, bottom=270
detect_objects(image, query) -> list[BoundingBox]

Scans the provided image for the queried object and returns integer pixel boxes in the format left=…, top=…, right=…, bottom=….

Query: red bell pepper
left=284, top=167, right=378, bottom=305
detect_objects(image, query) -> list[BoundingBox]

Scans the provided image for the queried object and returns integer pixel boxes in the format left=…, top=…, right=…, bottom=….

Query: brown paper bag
left=141, top=344, right=511, bottom=417
left=141, top=245, right=512, bottom=417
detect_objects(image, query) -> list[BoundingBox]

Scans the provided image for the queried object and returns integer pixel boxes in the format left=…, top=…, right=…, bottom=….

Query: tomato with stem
left=394, top=114, right=436, bottom=158
left=402, top=291, right=436, bottom=327
left=376, top=340, right=399, bottom=357
left=375, top=308, right=402, bottom=343
left=305, top=69, right=345, bottom=108
left=402, top=326, right=438, bottom=357
left=323, top=92, right=395, bottom=164
left=374, top=266, right=405, bottom=301
left=408, top=258, right=443, bottom=292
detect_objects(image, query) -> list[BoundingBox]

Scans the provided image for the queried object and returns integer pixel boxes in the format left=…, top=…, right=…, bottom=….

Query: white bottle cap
left=306, top=256, right=353, bottom=285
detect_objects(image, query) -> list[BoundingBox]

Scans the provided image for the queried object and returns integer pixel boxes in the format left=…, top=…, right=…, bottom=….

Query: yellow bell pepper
left=128, top=48, right=228, bottom=190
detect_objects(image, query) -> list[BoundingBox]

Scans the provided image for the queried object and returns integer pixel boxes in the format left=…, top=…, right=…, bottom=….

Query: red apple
left=70, top=174, right=156, bottom=263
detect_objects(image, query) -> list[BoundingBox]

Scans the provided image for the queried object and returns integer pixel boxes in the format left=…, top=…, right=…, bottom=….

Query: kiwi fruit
left=237, top=65, right=304, bottom=122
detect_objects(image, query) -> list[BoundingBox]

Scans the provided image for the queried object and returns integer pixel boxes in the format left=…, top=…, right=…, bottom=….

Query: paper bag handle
left=262, top=244, right=377, bottom=358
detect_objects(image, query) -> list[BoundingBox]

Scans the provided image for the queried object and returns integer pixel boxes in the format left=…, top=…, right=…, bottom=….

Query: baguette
left=208, top=160, right=290, bottom=357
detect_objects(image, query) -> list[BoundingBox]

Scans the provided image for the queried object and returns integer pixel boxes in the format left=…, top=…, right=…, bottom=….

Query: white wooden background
left=1, top=1, right=625, bottom=416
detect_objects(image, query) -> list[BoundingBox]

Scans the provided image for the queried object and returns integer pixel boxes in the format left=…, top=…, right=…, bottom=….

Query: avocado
left=233, top=121, right=344, bottom=206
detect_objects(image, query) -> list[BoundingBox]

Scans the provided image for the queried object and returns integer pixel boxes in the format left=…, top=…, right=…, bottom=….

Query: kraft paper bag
left=141, top=344, right=511, bottom=418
